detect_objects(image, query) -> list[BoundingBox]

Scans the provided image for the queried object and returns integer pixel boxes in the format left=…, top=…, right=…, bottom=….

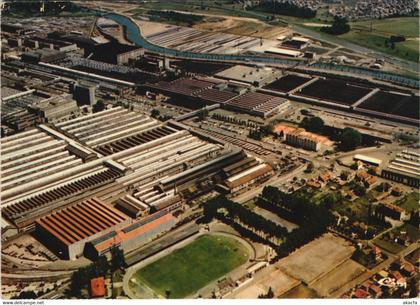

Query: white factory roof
left=353, top=154, right=382, bottom=166
left=292, top=36, right=311, bottom=43
left=227, top=163, right=269, bottom=183
left=276, top=35, right=288, bottom=41
left=265, top=47, right=302, bottom=57
left=247, top=261, right=268, bottom=274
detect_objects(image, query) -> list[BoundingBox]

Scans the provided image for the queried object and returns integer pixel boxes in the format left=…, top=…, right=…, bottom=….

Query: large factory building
left=1, top=106, right=273, bottom=258
left=35, top=197, right=131, bottom=260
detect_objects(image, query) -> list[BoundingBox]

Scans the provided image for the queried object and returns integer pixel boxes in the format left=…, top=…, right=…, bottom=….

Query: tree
left=92, top=100, right=105, bottom=113
left=260, top=123, right=274, bottom=136
left=95, top=255, right=110, bottom=276
left=110, top=247, right=126, bottom=272
left=353, top=183, right=366, bottom=197
left=300, top=116, right=324, bottom=133
left=409, top=277, right=418, bottom=298
left=320, top=192, right=339, bottom=209
left=68, top=268, right=87, bottom=297
left=197, top=108, right=208, bottom=120
left=338, top=128, right=362, bottom=151
left=249, top=129, right=262, bottom=140
left=11, top=291, right=37, bottom=299
left=321, top=16, right=350, bottom=35
left=151, top=109, right=160, bottom=118
left=340, top=170, right=350, bottom=181
left=304, top=162, right=314, bottom=173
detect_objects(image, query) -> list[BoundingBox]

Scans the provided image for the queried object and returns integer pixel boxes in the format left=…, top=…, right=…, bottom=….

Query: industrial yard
left=0, top=0, right=419, bottom=302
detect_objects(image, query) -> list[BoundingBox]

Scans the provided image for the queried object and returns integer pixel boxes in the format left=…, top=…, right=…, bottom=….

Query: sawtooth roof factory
left=1, top=107, right=273, bottom=259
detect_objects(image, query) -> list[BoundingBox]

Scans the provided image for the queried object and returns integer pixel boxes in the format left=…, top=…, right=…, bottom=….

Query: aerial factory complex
left=0, top=0, right=419, bottom=301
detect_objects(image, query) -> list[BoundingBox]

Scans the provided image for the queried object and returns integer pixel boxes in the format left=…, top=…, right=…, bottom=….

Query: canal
left=104, top=13, right=419, bottom=88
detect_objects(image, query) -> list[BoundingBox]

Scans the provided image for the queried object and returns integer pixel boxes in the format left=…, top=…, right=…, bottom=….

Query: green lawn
left=373, top=238, right=405, bottom=254
left=399, top=223, right=419, bottom=242
left=340, top=31, right=419, bottom=63
left=305, top=17, right=419, bottom=62
left=373, top=223, right=418, bottom=254
left=133, top=235, right=249, bottom=298
left=396, top=192, right=419, bottom=213
left=330, top=189, right=378, bottom=222
left=350, top=17, right=419, bottom=37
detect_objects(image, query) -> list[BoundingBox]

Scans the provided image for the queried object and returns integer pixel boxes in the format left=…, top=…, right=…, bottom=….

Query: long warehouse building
left=35, top=197, right=131, bottom=260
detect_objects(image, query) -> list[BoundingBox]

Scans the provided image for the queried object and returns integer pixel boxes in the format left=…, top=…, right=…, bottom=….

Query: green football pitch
left=133, top=234, right=250, bottom=298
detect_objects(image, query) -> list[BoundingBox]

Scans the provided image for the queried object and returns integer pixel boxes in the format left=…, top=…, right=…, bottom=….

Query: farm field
left=310, top=260, right=366, bottom=297
left=279, top=283, right=319, bottom=298
left=277, top=233, right=355, bottom=284
left=132, top=235, right=250, bottom=298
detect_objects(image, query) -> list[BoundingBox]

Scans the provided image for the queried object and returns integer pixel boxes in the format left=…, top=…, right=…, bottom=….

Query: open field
left=132, top=235, right=250, bottom=298
left=350, top=17, right=419, bottom=38
left=234, top=268, right=300, bottom=298
left=305, top=17, right=419, bottom=62
left=310, top=259, right=366, bottom=297
left=277, top=233, right=355, bottom=284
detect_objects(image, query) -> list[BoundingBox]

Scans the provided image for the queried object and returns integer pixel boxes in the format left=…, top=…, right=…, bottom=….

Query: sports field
left=133, top=235, right=250, bottom=298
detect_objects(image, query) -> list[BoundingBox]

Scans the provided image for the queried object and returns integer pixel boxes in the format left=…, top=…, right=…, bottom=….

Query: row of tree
left=148, top=10, right=204, bottom=26
left=203, top=186, right=334, bottom=258
left=150, top=109, right=173, bottom=122
left=259, top=186, right=334, bottom=257
left=203, top=195, right=288, bottom=245
left=211, top=113, right=259, bottom=128
left=4, top=1, right=83, bottom=17
left=248, top=124, right=274, bottom=141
